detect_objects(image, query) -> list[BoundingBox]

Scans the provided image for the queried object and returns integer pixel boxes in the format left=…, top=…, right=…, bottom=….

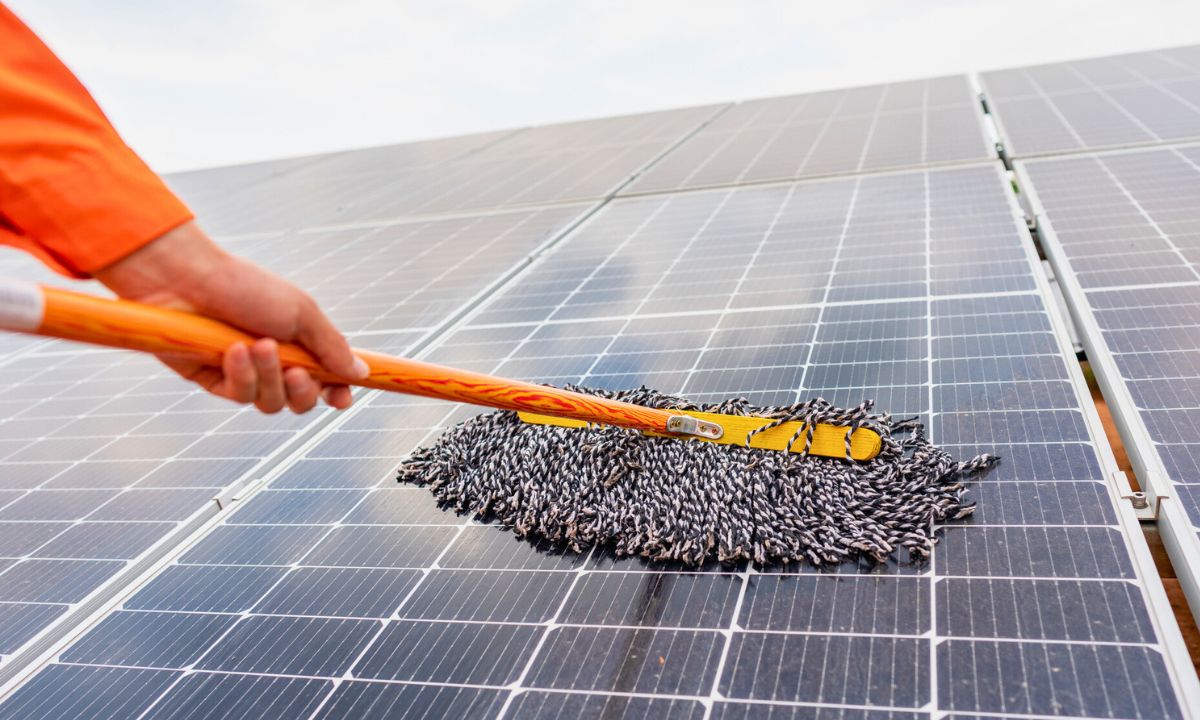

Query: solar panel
left=623, top=76, right=992, bottom=195
left=12, top=162, right=1195, bottom=718
left=0, top=152, right=599, bottom=678
left=174, top=107, right=723, bottom=236
left=981, top=44, right=1200, bottom=158
left=1016, top=141, right=1200, bottom=626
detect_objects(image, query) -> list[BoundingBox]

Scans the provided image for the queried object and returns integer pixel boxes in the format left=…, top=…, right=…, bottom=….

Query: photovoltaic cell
left=60, top=611, right=238, bottom=668
left=509, top=693, right=704, bottom=720
left=314, top=682, right=505, bottom=720
left=141, top=673, right=332, bottom=720
left=1017, top=141, right=1200, bottom=625
left=0, top=664, right=180, bottom=720
left=625, top=76, right=991, bottom=194
left=982, top=44, right=1200, bottom=157
left=17, top=161, right=1193, bottom=718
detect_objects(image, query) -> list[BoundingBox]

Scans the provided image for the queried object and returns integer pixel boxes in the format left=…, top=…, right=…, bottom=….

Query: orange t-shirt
left=0, top=4, right=193, bottom=278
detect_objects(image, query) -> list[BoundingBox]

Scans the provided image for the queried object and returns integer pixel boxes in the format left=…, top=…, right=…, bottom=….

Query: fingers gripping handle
left=0, top=280, right=46, bottom=333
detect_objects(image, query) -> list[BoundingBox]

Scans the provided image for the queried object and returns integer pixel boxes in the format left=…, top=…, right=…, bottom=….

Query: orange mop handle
left=0, top=281, right=677, bottom=433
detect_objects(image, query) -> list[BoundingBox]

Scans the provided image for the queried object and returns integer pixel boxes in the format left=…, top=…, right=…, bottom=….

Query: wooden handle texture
left=23, top=283, right=676, bottom=433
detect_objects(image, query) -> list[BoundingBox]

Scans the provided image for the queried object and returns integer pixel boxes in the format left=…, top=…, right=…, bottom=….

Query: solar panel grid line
left=0, top=340, right=50, bottom=374
left=468, top=161, right=1042, bottom=330
left=0, top=521, right=220, bottom=691
left=921, top=162, right=942, bottom=719
left=975, top=76, right=1042, bottom=160
left=295, top=196, right=586, bottom=237
left=451, top=287, right=1069, bottom=338
left=488, top=568, right=596, bottom=716
left=0, top=388, right=304, bottom=633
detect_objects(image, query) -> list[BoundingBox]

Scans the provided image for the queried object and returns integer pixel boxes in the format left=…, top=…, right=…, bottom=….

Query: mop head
left=398, top=387, right=998, bottom=566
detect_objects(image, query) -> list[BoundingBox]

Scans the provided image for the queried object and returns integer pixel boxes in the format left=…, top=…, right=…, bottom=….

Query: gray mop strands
left=398, top=387, right=998, bottom=566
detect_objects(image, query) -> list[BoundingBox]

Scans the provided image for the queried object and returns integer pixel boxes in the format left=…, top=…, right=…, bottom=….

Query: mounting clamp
left=1114, top=471, right=1167, bottom=522
left=213, top=477, right=266, bottom=510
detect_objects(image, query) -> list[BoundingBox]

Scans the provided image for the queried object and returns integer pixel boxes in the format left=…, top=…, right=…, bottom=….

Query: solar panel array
left=982, top=45, right=1200, bottom=158
left=1016, top=141, right=1200, bottom=628
left=2, top=161, right=1192, bottom=719
left=3, top=48, right=1200, bottom=720
left=625, top=76, right=992, bottom=195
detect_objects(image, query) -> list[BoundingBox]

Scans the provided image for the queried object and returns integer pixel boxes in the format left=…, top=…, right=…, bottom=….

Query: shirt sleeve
left=0, top=4, right=193, bottom=278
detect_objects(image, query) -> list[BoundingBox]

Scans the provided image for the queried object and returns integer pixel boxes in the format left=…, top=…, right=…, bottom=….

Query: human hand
left=94, top=221, right=367, bottom=413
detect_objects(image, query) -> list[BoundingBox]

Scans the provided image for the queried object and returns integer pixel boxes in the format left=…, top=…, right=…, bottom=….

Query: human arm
left=1, top=5, right=364, bottom=411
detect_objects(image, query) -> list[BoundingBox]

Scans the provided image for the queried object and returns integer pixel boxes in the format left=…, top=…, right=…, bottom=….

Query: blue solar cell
left=354, top=620, right=539, bottom=685
left=143, top=673, right=332, bottom=720
left=0, top=664, right=180, bottom=720
left=61, top=611, right=237, bottom=667
left=313, top=682, right=504, bottom=720
left=195, top=616, right=379, bottom=676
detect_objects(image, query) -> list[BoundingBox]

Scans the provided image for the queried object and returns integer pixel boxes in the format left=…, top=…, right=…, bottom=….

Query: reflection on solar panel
left=224, top=204, right=589, bottom=336
left=1017, top=141, right=1200, bottom=628
left=168, top=128, right=519, bottom=236
left=9, top=162, right=1193, bottom=718
left=625, top=76, right=992, bottom=194
left=176, top=106, right=723, bottom=235
left=982, top=44, right=1200, bottom=158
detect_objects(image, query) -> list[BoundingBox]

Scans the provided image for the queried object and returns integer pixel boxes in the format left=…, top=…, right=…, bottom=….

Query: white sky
left=10, top=1, right=1200, bottom=173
